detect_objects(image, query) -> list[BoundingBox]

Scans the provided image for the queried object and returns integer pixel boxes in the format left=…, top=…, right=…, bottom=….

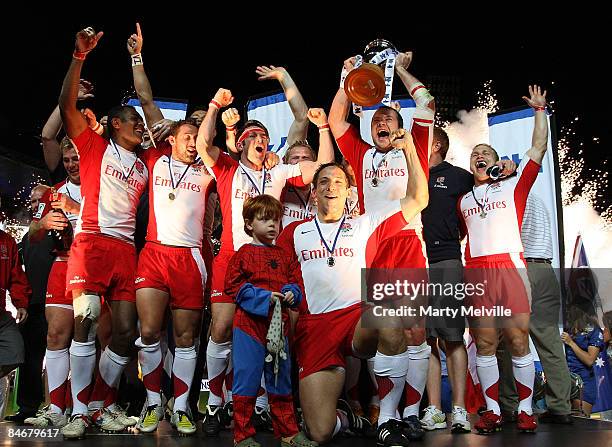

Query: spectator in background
left=499, top=193, right=573, bottom=424
left=5, top=185, right=53, bottom=423
left=562, top=305, right=605, bottom=417
left=0, top=193, right=31, bottom=413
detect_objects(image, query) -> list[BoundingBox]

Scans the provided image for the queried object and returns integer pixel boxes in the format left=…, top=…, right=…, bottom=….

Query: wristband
left=72, top=50, right=87, bottom=61
left=91, top=122, right=103, bottom=135
left=226, top=125, right=236, bottom=132
left=209, top=100, right=222, bottom=110
left=533, top=106, right=546, bottom=112
left=318, top=124, right=330, bottom=131
left=131, top=53, right=143, bottom=67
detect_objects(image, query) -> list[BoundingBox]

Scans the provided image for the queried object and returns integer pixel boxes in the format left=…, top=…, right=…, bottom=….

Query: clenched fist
left=222, top=108, right=240, bottom=128
left=307, top=108, right=328, bottom=127
left=212, top=89, right=234, bottom=108
left=390, top=128, right=415, bottom=151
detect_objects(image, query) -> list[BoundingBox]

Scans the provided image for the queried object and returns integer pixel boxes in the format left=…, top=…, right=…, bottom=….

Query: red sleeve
left=224, top=248, right=247, bottom=300
left=211, top=152, right=238, bottom=183
left=514, top=158, right=541, bottom=226
left=72, top=127, right=108, bottom=159
left=411, top=114, right=433, bottom=181
left=335, top=124, right=369, bottom=181
left=5, top=234, right=30, bottom=308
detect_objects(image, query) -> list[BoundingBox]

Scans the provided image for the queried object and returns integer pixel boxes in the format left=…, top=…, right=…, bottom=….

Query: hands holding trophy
left=343, top=39, right=399, bottom=107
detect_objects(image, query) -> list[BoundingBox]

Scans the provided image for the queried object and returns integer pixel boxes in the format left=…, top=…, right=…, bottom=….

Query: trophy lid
left=364, top=39, right=396, bottom=62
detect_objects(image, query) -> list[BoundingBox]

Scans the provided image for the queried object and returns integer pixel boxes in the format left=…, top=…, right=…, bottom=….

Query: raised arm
left=41, top=106, right=62, bottom=172
left=196, top=88, right=234, bottom=167
left=522, top=85, right=549, bottom=164
left=58, top=27, right=103, bottom=139
left=394, top=52, right=435, bottom=112
left=127, top=22, right=164, bottom=127
left=292, top=108, right=335, bottom=185
left=392, top=129, right=429, bottom=222
left=221, top=107, right=240, bottom=154
left=256, top=65, right=308, bottom=145
left=329, top=56, right=357, bottom=141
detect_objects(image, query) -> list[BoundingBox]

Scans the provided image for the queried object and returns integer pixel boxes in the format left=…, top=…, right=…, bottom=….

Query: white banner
left=126, top=98, right=188, bottom=123
left=247, top=92, right=293, bottom=159
left=488, top=108, right=562, bottom=268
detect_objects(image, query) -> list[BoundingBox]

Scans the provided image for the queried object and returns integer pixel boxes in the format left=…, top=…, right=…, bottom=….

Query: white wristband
left=131, top=53, right=143, bottom=67
left=339, top=67, right=349, bottom=89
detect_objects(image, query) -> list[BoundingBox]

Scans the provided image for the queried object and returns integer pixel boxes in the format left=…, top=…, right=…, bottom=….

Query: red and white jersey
left=34, top=179, right=82, bottom=233
left=211, top=152, right=304, bottom=251
left=277, top=202, right=407, bottom=315
left=281, top=186, right=360, bottom=228
left=72, top=128, right=148, bottom=242
left=335, top=107, right=433, bottom=230
left=141, top=144, right=215, bottom=247
left=458, top=156, right=540, bottom=263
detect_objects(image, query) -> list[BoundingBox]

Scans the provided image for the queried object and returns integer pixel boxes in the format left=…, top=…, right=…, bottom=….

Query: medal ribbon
left=110, top=140, right=139, bottom=184
left=239, top=162, right=266, bottom=195
left=290, top=187, right=312, bottom=213
left=168, top=156, right=192, bottom=195
left=314, top=216, right=346, bottom=260
left=471, top=184, right=493, bottom=215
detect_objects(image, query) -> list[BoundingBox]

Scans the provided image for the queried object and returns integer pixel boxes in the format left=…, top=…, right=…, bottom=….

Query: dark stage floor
left=0, top=415, right=610, bottom=446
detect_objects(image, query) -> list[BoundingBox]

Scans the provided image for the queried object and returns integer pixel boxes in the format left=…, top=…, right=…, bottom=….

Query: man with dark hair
left=196, top=88, right=332, bottom=436
left=330, top=50, right=433, bottom=442
left=276, top=128, right=428, bottom=447
left=58, top=26, right=149, bottom=439
left=126, top=22, right=218, bottom=427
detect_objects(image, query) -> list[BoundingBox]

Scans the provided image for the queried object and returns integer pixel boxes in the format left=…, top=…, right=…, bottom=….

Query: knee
left=47, top=326, right=71, bottom=350
left=378, top=329, right=406, bottom=355
left=405, top=327, right=426, bottom=346
left=174, top=330, right=195, bottom=348
left=475, top=337, right=497, bottom=356
left=507, top=333, right=529, bottom=356
left=306, top=424, right=334, bottom=444
left=139, top=326, right=161, bottom=345
left=211, top=319, right=232, bottom=343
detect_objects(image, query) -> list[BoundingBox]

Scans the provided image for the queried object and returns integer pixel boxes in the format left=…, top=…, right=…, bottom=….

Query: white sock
left=206, top=339, right=231, bottom=407
left=512, top=353, right=535, bottom=415
left=367, top=357, right=380, bottom=406
left=402, top=342, right=431, bottom=418
left=476, top=354, right=500, bottom=415
left=374, top=350, right=409, bottom=425
left=46, top=348, right=70, bottom=414
left=88, top=347, right=130, bottom=411
left=136, top=338, right=163, bottom=406
left=334, top=410, right=349, bottom=436
left=255, top=373, right=268, bottom=408
left=226, top=353, right=233, bottom=402
left=173, top=346, right=197, bottom=412
left=69, top=340, right=96, bottom=416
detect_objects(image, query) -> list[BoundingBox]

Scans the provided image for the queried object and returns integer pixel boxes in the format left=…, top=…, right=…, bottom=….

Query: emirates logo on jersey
left=264, top=172, right=272, bottom=183
left=434, top=176, right=447, bottom=189
left=462, top=200, right=507, bottom=218
left=1, top=244, right=8, bottom=260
